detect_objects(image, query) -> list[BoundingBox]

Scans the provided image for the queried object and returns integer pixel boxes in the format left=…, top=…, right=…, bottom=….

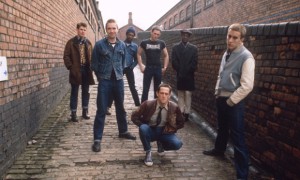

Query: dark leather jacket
left=131, top=99, right=184, bottom=134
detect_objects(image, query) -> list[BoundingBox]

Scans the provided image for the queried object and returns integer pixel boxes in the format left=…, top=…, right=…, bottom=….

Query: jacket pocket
left=230, top=73, right=237, bottom=87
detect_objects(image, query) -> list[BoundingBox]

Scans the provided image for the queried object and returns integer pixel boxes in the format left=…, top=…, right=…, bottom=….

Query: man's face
left=77, top=26, right=87, bottom=38
left=150, top=29, right=161, bottom=41
left=126, top=32, right=135, bottom=42
left=227, top=29, right=243, bottom=51
left=156, top=87, right=171, bottom=105
left=181, top=33, right=190, bottom=43
left=106, top=22, right=118, bottom=39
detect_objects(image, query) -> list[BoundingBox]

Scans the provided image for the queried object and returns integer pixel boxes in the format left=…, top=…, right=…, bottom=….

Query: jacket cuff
left=226, top=98, right=235, bottom=107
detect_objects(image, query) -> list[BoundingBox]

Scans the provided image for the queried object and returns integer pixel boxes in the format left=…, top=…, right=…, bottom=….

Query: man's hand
left=162, top=67, right=167, bottom=75
left=139, top=64, right=145, bottom=73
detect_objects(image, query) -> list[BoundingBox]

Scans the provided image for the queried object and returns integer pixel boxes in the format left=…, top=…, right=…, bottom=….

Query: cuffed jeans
left=141, top=66, right=162, bottom=103
left=215, top=97, right=249, bottom=179
left=70, top=66, right=90, bottom=111
left=93, top=79, right=128, bottom=140
left=139, top=124, right=182, bottom=151
left=124, top=67, right=140, bottom=106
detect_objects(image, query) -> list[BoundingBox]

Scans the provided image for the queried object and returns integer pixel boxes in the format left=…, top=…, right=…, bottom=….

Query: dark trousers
left=141, top=66, right=162, bottom=103
left=70, top=66, right=90, bottom=111
left=215, top=97, right=249, bottom=179
left=124, top=67, right=140, bottom=106
left=108, top=67, right=141, bottom=108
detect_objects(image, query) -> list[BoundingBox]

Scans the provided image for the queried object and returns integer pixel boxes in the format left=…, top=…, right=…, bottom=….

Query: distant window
left=169, top=17, right=173, bottom=27
left=174, top=14, right=179, bottom=24
left=180, top=10, right=185, bottom=21
left=186, top=5, right=192, bottom=18
left=164, top=22, right=167, bottom=29
left=205, top=0, right=213, bottom=7
left=195, top=0, right=201, bottom=13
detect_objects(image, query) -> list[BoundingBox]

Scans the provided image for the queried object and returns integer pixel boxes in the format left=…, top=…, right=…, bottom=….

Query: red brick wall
left=0, top=0, right=103, bottom=176
left=138, top=22, right=300, bottom=179
left=151, top=0, right=300, bottom=30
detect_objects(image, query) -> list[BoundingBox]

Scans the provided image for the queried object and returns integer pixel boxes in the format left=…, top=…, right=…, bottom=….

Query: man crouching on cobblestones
left=131, top=84, right=184, bottom=166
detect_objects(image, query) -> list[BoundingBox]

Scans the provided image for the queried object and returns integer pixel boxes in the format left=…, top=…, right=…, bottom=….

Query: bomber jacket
left=91, top=37, right=126, bottom=80
left=215, top=44, right=255, bottom=105
left=131, top=99, right=185, bottom=134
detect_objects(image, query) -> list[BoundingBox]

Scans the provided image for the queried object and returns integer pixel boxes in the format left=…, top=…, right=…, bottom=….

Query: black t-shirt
left=140, top=39, right=166, bottom=66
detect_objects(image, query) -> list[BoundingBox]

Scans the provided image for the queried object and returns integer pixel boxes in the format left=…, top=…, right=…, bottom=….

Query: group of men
left=63, top=20, right=255, bottom=180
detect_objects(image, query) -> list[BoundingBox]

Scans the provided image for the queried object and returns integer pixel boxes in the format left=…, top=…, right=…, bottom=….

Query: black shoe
left=119, top=132, right=136, bottom=140
left=157, top=141, right=165, bottom=156
left=92, top=141, right=101, bottom=152
left=82, top=109, right=90, bottom=119
left=203, top=149, right=224, bottom=156
left=71, top=111, right=78, bottom=122
left=106, top=108, right=111, bottom=115
left=184, top=113, right=190, bottom=122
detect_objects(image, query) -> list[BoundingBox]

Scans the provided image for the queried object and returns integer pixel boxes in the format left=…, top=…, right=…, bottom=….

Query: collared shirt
left=149, top=103, right=168, bottom=127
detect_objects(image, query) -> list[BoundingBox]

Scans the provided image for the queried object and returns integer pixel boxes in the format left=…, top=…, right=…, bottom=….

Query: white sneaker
left=144, top=151, right=153, bottom=166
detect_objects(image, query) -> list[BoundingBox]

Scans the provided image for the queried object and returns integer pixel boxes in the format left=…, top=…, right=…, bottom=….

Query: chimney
left=128, top=12, right=133, bottom=25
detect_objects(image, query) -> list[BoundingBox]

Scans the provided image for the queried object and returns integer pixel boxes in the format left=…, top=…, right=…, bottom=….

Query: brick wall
left=0, top=0, right=103, bottom=176
left=150, top=0, right=300, bottom=30
left=138, top=22, right=300, bottom=179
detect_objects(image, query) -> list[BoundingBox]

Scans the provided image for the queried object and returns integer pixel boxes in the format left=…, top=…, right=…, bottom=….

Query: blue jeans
left=141, top=66, right=162, bottom=103
left=70, top=67, right=90, bottom=111
left=107, top=68, right=141, bottom=108
left=93, top=79, right=128, bottom=140
left=215, top=97, right=249, bottom=179
left=139, top=124, right=182, bottom=151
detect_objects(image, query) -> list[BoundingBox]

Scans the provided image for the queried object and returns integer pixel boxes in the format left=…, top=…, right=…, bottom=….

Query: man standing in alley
left=63, top=22, right=95, bottom=122
left=203, top=23, right=255, bottom=180
left=137, top=25, right=169, bottom=103
left=131, top=83, right=184, bottom=166
left=171, top=29, right=198, bottom=122
left=123, top=27, right=140, bottom=107
left=91, top=19, right=136, bottom=152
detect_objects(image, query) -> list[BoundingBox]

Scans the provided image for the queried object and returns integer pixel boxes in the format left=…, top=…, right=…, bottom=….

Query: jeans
left=124, top=67, right=140, bottom=106
left=215, top=97, right=249, bottom=179
left=70, top=66, right=90, bottom=111
left=139, top=124, right=182, bottom=151
left=93, top=79, right=128, bottom=140
left=141, top=66, right=162, bottom=103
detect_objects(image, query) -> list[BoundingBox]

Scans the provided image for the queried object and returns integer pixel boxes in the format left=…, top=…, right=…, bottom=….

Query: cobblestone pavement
left=4, top=68, right=241, bottom=179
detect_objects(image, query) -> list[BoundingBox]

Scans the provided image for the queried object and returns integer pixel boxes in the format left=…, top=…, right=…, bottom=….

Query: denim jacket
left=91, top=37, right=126, bottom=80
left=125, top=41, right=138, bottom=69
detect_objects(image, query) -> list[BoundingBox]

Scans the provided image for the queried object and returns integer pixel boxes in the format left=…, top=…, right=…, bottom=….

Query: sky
left=98, top=0, right=181, bottom=30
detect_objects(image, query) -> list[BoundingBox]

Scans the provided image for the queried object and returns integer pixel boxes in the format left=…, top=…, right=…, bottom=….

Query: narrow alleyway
left=4, top=67, right=240, bottom=179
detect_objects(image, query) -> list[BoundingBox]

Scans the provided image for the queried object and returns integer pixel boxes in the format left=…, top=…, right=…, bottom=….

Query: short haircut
left=105, top=19, right=118, bottom=29
left=228, top=23, right=246, bottom=39
left=151, top=25, right=162, bottom=32
left=157, top=83, right=172, bottom=93
left=77, top=22, right=87, bottom=29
